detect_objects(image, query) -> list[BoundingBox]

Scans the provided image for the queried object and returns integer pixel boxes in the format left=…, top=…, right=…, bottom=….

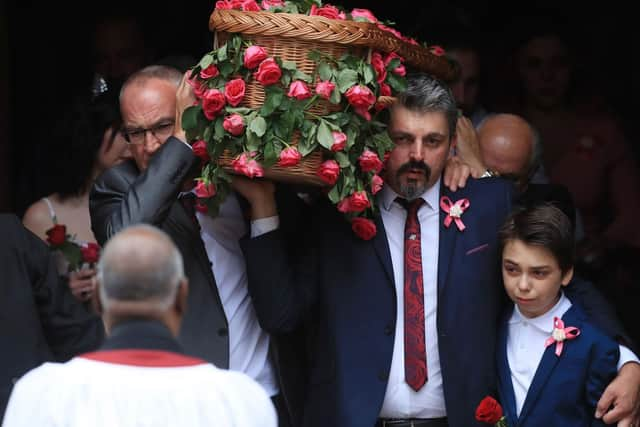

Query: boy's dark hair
left=498, top=203, right=575, bottom=273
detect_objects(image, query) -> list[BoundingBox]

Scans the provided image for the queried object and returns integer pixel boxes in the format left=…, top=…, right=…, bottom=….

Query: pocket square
left=466, top=243, right=489, bottom=255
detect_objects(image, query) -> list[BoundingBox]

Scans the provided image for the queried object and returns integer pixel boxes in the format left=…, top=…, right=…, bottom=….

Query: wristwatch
left=480, top=169, right=497, bottom=178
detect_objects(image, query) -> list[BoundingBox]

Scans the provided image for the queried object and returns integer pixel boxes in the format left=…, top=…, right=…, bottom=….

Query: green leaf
left=316, top=120, right=334, bottom=149
left=246, top=130, right=261, bottom=152
left=386, top=57, right=401, bottom=71
left=219, top=61, right=234, bottom=77
left=293, top=70, right=312, bottom=83
left=327, top=184, right=341, bottom=204
left=59, top=241, right=83, bottom=271
left=198, top=54, right=214, bottom=70
left=182, top=106, right=200, bottom=131
left=336, top=69, right=359, bottom=93
left=217, top=44, right=228, bottom=62
left=214, top=117, right=225, bottom=141
left=262, top=138, right=278, bottom=167
left=335, top=151, right=351, bottom=168
left=248, top=116, right=267, bottom=137
left=386, top=73, right=407, bottom=93
left=260, top=86, right=285, bottom=117
left=318, top=62, right=333, bottom=81
left=281, top=60, right=297, bottom=71
left=363, top=64, right=375, bottom=85
left=231, top=35, right=242, bottom=52
left=298, top=122, right=318, bottom=156
left=329, top=87, right=341, bottom=104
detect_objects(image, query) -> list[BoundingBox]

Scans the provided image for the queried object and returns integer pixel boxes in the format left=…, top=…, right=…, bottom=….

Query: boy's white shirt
left=507, top=293, right=638, bottom=416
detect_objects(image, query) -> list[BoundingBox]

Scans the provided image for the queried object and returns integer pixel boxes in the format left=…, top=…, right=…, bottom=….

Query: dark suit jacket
left=497, top=303, right=619, bottom=427
left=90, top=137, right=229, bottom=367
left=89, top=137, right=307, bottom=425
left=0, top=214, right=104, bottom=418
left=242, top=177, right=627, bottom=427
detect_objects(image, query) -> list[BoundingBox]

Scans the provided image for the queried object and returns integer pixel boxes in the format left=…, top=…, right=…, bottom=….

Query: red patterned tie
left=399, top=197, right=427, bottom=391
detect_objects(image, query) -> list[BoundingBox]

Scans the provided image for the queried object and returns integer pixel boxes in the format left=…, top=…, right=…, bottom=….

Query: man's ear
left=561, top=267, right=574, bottom=286
left=174, top=278, right=189, bottom=317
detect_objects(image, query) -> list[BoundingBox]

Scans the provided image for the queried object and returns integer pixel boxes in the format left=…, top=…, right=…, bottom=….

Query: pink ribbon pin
left=544, top=316, right=580, bottom=356
left=440, top=196, right=470, bottom=231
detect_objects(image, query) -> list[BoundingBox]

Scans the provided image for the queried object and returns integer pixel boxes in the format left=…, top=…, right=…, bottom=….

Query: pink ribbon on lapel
left=440, top=196, right=470, bottom=231
left=544, top=316, right=580, bottom=356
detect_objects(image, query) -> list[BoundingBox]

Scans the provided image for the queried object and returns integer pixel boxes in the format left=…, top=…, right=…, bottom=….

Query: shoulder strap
left=41, top=197, right=57, bottom=223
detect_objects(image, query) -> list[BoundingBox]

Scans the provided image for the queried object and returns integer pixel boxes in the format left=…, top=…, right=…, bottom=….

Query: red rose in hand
left=46, top=224, right=67, bottom=246
left=244, top=45, right=268, bottom=69
left=287, top=80, right=312, bottom=100
left=475, top=396, right=503, bottom=424
left=358, top=149, right=383, bottom=173
left=316, top=160, right=340, bottom=185
left=192, top=140, right=210, bottom=161
left=315, top=80, right=335, bottom=100
left=254, top=58, right=282, bottom=86
left=201, top=89, right=226, bottom=119
left=81, top=242, right=100, bottom=264
left=223, top=114, right=245, bottom=136
left=351, top=217, right=376, bottom=240
left=224, top=78, right=246, bottom=106
left=331, top=131, right=347, bottom=152
left=200, top=64, right=219, bottom=79
left=278, top=147, right=302, bottom=167
left=194, top=181, right=217, bottom=198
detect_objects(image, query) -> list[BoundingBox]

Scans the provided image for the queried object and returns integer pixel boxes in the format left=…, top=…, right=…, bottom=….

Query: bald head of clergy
left=96, top=224, right=188, bottom=337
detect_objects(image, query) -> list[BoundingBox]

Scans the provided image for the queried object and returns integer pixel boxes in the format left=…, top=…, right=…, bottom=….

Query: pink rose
left=215, top=0, right=233, bottom=9
left=194, top=181, right=217, bottom=198
left=371, top=174, right=384, bottom=194
left=350, top=8, right=378, bottom=23
left=404, top=37, right=419, bottom=46
left=337, top=197, right=352, bottom=213
left=316, top=160, right=340, bottom=185
left=201, top=88, right=226, bottom=120
left=223, top=114, right=245, bottom=136
left=254, top=57, right=282, bottom=86
left=261, top=0, right=283, bottom=9
left=224, top=78, right=245, bottom=106
left=81, top=242, right=101, bottom=264
left=371, top=52, right=387, bottom=83
left=200, top=64, right=219, bottom=79
left=385, top=52, right=406, bottom=76
left=348, top=191, right=371, bottom=212
left=351, top=217, right=377, bottom=240
left=379, top=82, right=391, bottom=97
left=187, top=73, right=207, bottom=98
left=358, top=149, right=383, bottom=173
left=232, top=152, right=264, bottom=178
left=241, top=0, right=261, bottom=11
left=377, top=23, right=403, bottom=39
left=345, top=85, right=376, bottom=110
left=354, top=107, right=371, bottom=121
left=310, top=4, right=345, bottom=20
left=430, top=45, right=446, bottom=56
left=287, top=80, right=312, bottom=100
left=330, top=131, right=347, bottom=152
left=244, top=45, right=268, bottom=69
left=192, top=140, right=210, bottom=161
left=315, top=80, right=335, bottom=99
left=278, top=147, right=302, bottom=167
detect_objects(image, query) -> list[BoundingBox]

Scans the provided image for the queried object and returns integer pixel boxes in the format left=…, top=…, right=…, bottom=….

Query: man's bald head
left=97, top=225, right=185, bottom=313
left=477, top=114, right=540, bottom=189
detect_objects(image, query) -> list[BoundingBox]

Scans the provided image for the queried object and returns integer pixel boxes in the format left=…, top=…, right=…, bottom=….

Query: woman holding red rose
left=22, top=81, right=128, bottom=303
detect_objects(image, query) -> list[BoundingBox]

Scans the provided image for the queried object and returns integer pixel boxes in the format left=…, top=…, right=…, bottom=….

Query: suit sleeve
left=586, top=331, right=620, bottom=427
left=89, top=137, right=199, bottom=245
left=17, top=218, right=105, bottom=360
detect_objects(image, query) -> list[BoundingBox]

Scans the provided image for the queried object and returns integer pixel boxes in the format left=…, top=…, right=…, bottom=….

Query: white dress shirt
left=379, top=180, right=446, bottom=418
left=196, top=192, right=278, bottom=396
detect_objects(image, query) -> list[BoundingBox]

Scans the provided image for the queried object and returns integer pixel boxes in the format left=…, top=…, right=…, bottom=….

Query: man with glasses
left=89, top=65, right=301, bottom=427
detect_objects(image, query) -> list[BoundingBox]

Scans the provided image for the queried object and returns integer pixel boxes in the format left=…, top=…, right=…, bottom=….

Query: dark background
left=2, top=0, right=639, bottom=215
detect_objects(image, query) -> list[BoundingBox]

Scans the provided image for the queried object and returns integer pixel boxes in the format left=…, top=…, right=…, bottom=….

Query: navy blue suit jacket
left=242, top=177, right=625, bottom=427
left=497, top=303, right=619, bottom=427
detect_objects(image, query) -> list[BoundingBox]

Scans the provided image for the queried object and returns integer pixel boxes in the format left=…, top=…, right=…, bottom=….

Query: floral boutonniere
left=545, top=316, right=580, bottom=356
left=475, top=395, right=508, bottom=426
left=46, top=224, right=101, bottom=272
left=440, top=196, right=470, bottom=231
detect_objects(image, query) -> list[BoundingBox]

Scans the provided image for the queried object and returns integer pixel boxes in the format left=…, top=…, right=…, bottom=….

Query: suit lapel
left=437, top=184, right=458, bottom=296
left=497, top=307, right=519, bottom=426
left=517, top=339, right=561, bottom=422
left=372, top=214, right=395, bottom=288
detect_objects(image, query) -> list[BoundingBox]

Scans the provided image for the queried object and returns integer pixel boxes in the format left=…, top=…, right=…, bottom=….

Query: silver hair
left=97, top=224, right=185, bottom=311
left=119, top=65, right=183, bottom=102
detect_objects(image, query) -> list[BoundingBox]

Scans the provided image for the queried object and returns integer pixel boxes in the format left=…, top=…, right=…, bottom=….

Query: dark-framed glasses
left=122, top=120, right=175, bottom=145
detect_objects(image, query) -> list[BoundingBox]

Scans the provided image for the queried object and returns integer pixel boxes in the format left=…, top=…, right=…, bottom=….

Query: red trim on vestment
left=79, top=350, right=207, bottom=367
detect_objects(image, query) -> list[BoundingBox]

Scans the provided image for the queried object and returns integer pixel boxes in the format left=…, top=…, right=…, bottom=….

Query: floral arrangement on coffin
left=182, top=0, right=446, bottom=240
left=46, top=224, right=101, bottom=272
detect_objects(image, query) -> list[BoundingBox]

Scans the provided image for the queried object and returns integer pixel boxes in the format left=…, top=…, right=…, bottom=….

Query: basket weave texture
left=210, top=9, right=455, bottom=186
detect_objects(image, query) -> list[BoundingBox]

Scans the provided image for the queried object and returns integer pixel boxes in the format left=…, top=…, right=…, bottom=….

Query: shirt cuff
left=617, top=345, right=640, bottom=371
left=251, top=216, right=280, bottom=238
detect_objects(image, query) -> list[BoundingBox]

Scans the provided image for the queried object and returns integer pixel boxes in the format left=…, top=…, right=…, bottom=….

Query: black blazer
left=89, top=137, right=229, bottom=367
left=0, top=214, right=104, bottom=418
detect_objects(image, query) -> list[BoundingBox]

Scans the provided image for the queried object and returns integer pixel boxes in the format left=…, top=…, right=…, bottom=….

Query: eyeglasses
left=122, top=120, right=175, bottom=145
